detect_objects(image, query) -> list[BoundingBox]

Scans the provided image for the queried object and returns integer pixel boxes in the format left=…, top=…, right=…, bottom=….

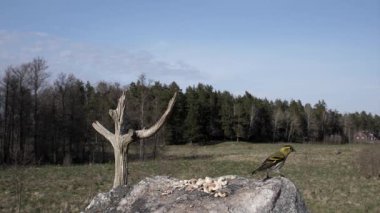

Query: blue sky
left=0, top=0, right=379, bottom=114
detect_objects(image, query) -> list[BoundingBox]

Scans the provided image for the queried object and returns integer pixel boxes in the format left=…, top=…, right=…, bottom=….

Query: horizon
left=1, top=0, right=379, bottom=114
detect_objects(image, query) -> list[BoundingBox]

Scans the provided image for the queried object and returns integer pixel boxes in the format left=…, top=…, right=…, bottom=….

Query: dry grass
left=0, top=142, right=379, bottom=212
left=357, top=145, right=380, bottom=178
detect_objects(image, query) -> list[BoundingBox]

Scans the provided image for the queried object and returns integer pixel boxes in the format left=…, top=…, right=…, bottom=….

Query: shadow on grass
left=160, top=154, right=213, bottom=161
left=127, top=154, right=214, bottom=161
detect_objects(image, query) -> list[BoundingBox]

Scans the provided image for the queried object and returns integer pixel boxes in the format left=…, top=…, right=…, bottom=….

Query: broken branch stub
left=92, top=91, right=177, bottom=188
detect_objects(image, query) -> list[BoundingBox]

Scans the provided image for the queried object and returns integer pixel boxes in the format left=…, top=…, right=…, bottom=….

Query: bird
left=252, top=145, right=296, bottom=180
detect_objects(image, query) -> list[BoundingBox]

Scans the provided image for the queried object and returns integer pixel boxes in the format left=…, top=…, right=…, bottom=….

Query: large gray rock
left=85, top=176, right=308, bottom=213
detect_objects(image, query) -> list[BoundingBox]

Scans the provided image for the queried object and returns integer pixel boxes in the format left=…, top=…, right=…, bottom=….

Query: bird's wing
left=256, top=151, right=286, bottom=171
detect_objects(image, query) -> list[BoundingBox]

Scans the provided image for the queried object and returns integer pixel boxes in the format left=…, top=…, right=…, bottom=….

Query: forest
left=1, top=58, right=379, bottom=165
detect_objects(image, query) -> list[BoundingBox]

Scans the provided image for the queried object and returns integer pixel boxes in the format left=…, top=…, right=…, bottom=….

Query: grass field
left=1, top=142, right=379, bottom=212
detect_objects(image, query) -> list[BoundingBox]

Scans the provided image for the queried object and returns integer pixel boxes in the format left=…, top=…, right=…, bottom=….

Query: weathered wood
left=92, top=121, right=115, bottom=148
left=135, top=92, right=177, bottom=139
left=92, top=92, right=177, bottom=188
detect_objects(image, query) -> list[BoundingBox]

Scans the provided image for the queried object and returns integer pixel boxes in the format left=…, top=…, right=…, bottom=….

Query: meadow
left=0, top=142, right=379, bottom=212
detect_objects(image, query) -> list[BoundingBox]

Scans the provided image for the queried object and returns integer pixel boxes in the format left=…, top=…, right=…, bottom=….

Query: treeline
left=1, top=58, right=379, bottom=165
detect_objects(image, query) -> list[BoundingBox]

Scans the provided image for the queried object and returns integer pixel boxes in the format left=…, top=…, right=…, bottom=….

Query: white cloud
left=0, top=30, right=203, bottom=86
left=1, top=31, right=379, bottom=114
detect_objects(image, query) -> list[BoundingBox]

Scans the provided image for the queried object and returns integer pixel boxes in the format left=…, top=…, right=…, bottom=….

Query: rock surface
left=84, top=176, right=308, bottom=213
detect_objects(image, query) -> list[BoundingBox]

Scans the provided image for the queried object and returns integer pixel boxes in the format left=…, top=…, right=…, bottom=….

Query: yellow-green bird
left=252, top=145, right=296, bottom=179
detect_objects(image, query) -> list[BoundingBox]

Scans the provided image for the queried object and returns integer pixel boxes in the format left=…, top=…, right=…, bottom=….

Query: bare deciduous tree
left=29, top=58, right=49, bottom=161
left=272, top=108, right=284, bottom=142
left=92, top=92, right=177, bottom=188
left=137, top=74, right=148, bottom=161
left=304, top=103, right=317, bottom=142
left=13, top=65, right=30, bottom=162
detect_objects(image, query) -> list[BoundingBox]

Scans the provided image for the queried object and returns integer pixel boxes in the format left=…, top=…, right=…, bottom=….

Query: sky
left=0, top=0, right=379, bottom=114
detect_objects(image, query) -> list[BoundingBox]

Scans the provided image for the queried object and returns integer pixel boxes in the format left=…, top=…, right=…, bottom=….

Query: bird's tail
left=251, top=169, right=257, bottom=175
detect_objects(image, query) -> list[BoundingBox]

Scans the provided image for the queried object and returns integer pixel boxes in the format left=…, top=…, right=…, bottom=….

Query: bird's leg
left=263, top=170, right=270, bottom=181
left=274, top=168, right=285, bottom=177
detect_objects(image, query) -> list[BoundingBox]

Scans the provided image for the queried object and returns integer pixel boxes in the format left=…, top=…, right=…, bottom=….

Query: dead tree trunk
left=92, top=92, right=177, bottom=188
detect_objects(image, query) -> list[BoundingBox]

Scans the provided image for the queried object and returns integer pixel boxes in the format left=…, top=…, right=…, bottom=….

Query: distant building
left=353, top=131, right=378, bottom=143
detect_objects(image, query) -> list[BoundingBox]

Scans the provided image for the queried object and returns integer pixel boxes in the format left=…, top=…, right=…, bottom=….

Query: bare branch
left=109, top=109, right=117, bottom=122
left=92, top=91, right=176, bottom=188
left=117, top=91, right=126, bottom=125
left=109, top=92, right=126, bottom=130
left=136, top=92, right=177, bottom=139
left=92, top=121, right=115, bottom=147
